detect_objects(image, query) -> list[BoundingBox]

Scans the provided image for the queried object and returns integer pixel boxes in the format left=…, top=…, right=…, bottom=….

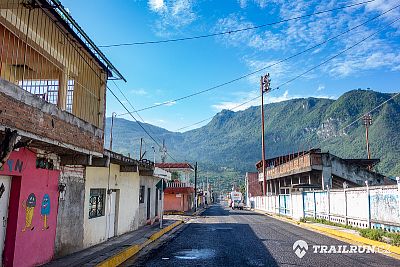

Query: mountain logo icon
left=293, top=240, right=308, bottom=258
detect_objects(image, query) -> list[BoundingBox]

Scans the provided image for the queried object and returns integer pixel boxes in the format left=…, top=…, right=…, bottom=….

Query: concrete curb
left=192, top=207, right=206, bottom=216
left=96, top=220, right=184, bottom=267
left=253, top=209, right=400, bottom=260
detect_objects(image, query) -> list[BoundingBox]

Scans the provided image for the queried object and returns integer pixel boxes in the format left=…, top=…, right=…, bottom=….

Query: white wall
left=83, top=164, right=140, bottom=248
left=138, top=175, right=162, bottom=227
left=250, top=184, right=400, bottom=232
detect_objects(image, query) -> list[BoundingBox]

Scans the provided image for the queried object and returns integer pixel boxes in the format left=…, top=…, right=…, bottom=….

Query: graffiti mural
left=41, top=194, right=51, bottom=230
left=22, top=193, right=36, bottom=231
left=0, top=183, right=4, bottom=198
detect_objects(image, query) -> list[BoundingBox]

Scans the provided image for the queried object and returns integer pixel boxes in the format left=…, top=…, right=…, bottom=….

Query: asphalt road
left=125, top=203, right=400, bottom=267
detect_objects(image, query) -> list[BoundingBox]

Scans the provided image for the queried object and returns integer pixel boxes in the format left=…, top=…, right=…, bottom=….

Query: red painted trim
left=3, top=176, right=21, bottom=267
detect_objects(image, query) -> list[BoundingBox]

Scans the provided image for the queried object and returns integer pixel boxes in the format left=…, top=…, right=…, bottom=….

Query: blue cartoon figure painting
left=41, top=194, right=50, bottom=230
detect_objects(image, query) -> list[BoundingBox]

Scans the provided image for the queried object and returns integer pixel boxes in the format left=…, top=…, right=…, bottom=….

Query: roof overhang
left=38, top=0, right=126, bottom=81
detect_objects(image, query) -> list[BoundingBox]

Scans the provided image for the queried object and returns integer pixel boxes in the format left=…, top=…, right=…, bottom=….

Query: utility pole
left=194, top=162, right=198, bottom=211
left=363, top=114, right=372, bottom=169
left=260, top=73, right=271, bottom=196
left=109, top=112, right=116, bottom=151
left=139, top=138, right=143, bottom=159
left=160, top=139, right=167, bottom=163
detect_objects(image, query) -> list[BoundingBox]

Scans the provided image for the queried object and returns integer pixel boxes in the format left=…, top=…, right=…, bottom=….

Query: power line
left=174, top=15, right=400, bottom=132
left=339, top=91, right=400, bottom=133
left=107, top=86, right=178, bottom=162
left=176, top=95, right=260, bottom=131
left=118, top=3, right=400, bottom=116
left=100, top=0, right=376, bottom=47
left=111, top=80, right=166, bottom=158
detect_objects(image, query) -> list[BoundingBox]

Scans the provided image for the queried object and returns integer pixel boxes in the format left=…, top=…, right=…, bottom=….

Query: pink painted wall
left=1, top=148, right=59, bottom=267
left=164, top=193, right=191, bottom=212
left=164, top=194, right=183, bottom=211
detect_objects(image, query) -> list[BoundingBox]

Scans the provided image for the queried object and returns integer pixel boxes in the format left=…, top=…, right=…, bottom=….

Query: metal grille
left=89, top=188, right=105, bottom=219
left=0, top=0, right=107, bottom=128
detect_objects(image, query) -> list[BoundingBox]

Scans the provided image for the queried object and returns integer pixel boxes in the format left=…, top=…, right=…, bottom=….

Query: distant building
left=245, top=172, right=262, bottom=207
left=254, top=149, right=393, bottom=195
left=155, top=163, right=195, bottom=212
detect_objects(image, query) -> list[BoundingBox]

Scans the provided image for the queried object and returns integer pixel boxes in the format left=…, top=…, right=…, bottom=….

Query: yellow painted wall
left=0, top=4, right=107, bottom=128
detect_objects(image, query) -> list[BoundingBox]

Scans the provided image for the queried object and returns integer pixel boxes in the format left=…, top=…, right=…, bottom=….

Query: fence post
left=365, top=181, right=371, bottom=228
left=302, top=191, right=305, bottom=219
left=327, top=186, right=330, bottom=222
left=278, top=195, right=281, bottom=215
left=344, top=188, right=348, bottom=226
left=313, top=191, right=317, bottom=219
left=397, top=177, right=400, bottom=215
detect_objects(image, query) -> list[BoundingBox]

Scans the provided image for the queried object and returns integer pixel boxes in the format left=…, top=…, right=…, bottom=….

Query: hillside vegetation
left=105, top=90, right=400, bottom=190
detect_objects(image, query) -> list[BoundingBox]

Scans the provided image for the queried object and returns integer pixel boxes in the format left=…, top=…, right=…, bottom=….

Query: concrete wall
left=164, top=193, right=183, bottom=211
left=83, top=164, right=140, bottom=248
left=251, top=184, right=400, bottom=232
left=138, top=176, right=162, bottom=227
left=327, top=154, right=385, bottom=186
left=0, top=79, right=104, bottom=154
left=55, top=165, right=85, bottom=257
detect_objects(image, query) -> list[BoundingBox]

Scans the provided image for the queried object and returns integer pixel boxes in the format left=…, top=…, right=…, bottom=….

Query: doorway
left=155, top=189, right=159, bottom=217
left=107, top=190, right=118, bottom=238
left=0, top=176, right=11, bottom=265
left=146, top=188, right=151, bottom=220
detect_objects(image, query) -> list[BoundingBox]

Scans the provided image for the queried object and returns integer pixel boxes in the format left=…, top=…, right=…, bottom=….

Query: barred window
left=89, top=189, right=106, bottom=219
left=139, top=186, right=145, bottom=203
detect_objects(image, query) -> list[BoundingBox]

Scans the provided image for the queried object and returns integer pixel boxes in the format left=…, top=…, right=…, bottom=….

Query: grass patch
left=303, top=217, right=356, bottom=230
left=302, top=217, right=400, bottom=246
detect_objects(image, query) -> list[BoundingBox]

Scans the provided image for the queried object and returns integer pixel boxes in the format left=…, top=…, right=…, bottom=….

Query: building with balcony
left=155, top=163, right=195, bottom=213
left=255, top=149, right=392, bottom=196
left=0, top=1, right=123, bottom=266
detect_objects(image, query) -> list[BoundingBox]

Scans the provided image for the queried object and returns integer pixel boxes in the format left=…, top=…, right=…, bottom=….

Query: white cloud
left=237, top=0, right=269, bottom=9
left=211, top=89, right=336, bottom=112
left=148, top=0, right=166, bottom=12
left=244, top=58, right=292, bottom=85
left=216, top=0, right=400, bottom=81
left=148, top=0, right=197, bottom=37
left=154, top=100, right=177, bottom=106
left=317, top=85, right=325, bottom=91
left=131, top=88, right=148, bottom=96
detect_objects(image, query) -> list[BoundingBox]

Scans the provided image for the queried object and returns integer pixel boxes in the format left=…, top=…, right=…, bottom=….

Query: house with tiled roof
left=155, top=162, right=195, bottom=212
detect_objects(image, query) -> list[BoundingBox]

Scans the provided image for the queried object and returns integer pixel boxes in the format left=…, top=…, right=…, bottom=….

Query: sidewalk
left=44, top=219, right=182, bottom=267
left=164, top=206, right=207, bottom=216
left=253, top=209, right=400, bottom=260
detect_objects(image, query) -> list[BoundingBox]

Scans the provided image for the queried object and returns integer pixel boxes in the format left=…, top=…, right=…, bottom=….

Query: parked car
left=232, top=200, right=244, bottom=210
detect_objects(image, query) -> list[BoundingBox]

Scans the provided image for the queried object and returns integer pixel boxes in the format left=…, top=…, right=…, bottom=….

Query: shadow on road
left=129, top=205, right=279, bottom=267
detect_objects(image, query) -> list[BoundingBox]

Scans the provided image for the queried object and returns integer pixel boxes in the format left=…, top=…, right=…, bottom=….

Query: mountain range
left=105, top=89, right=400, bottom=188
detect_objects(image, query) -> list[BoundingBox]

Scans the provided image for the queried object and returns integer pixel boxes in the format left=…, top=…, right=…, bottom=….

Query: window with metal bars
left=18, top=80, right=59, bottom=105
left=89, top=188, right=106, bottom=219
left=66, top=80, right=75, bottom=113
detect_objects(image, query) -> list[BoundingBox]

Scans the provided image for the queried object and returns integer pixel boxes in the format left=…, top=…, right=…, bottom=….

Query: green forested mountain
left=105, top=89, right=400, bottom=188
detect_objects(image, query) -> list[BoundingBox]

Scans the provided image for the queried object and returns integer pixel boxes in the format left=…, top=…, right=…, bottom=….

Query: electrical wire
left=99, top=0, right=376, bottom=47
left=118, top=2, right=400, bottom=116
left=111, top=80, right=170, bottom=160
left=174, top=15, right=400, bottom=132
left=107, top=86, right=179, bottom=162
left=338, top=91, right=400, bottom=134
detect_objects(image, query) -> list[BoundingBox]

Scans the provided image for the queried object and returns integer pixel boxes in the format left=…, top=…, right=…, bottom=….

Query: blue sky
left=62, top=0, right=400, bottom=132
